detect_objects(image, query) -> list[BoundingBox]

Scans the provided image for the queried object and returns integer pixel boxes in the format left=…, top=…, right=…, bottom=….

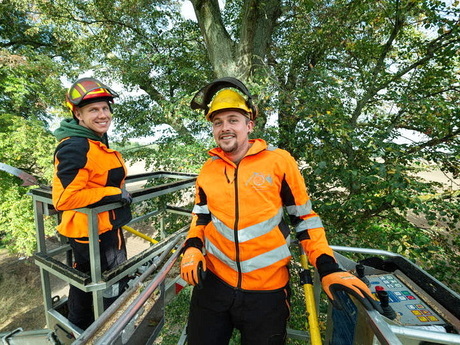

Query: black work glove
left=121, top=188, right=132, bottom=206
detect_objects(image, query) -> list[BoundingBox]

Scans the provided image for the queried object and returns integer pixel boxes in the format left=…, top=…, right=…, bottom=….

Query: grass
left=0, top=249, right=46, bottom=332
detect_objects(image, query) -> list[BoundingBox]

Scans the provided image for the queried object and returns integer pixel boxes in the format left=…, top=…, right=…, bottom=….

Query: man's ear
left=248, top=120, right=254, bottom=133
left=74, top=109, right=82, bottom=121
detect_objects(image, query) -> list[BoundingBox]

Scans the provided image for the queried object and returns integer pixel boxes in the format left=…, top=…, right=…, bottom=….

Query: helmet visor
left=191, top=77, right=252, bottom=111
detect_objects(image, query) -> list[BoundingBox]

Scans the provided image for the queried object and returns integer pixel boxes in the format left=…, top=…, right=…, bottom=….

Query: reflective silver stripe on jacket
left=285, top=199, right=312, bottom=217
left=205, top=240, right=291, bottom=273
left=210, top=208, right=284, bottom=243
left=295, top=217, right=324, bottom=233
left=192, top=204, right=209, bottom=214
left=204, top=207, right=290, bottom=273
left=285, top=200, right=324, bottom=232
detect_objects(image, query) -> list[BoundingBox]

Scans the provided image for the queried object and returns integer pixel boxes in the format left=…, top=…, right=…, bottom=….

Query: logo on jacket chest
left=245, top=172, right=273, bottom=191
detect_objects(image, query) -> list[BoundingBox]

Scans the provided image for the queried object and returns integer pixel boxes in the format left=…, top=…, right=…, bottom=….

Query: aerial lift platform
left=1, top=170, right=459, bottom=345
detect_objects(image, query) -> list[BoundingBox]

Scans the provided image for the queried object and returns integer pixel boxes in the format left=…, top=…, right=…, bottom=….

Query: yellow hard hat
left=206, top=88, right=252, bottom=121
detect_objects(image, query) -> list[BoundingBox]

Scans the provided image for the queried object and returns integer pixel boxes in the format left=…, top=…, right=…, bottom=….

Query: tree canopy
left=0, top=0, right=459, bottom=288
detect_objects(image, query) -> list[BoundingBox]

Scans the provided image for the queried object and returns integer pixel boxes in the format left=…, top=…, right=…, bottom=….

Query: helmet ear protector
left=65, top=77, right=119, bottom=114
left=190, top=77, right=258, bottom=121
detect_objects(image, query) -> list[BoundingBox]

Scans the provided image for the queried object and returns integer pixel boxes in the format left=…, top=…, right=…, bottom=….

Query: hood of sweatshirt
left=53, top=118, right=109, bottom=146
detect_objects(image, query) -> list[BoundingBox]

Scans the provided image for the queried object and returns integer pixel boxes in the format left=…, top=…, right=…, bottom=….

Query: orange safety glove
left=321, top=271, right=382, bottom=312
left=180, top=247, right=207, bottom=287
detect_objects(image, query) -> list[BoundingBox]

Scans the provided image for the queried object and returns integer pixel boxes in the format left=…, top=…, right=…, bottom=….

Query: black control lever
left=356, top=264, right=370, bottom=286
left=375, top=286, right=397, bottom=320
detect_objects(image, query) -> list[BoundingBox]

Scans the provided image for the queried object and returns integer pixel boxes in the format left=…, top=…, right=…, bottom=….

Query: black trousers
left=187, top=271, right=290, bottom=345
left=67, top=228, right=127, bottom=330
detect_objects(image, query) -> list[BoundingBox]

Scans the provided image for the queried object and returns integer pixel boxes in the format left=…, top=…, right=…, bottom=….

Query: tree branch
left=351, top=0, right=406, bottom=125
left=406, top=128, right=460, bottom=154
left=351, top=10, right=459, bottom=127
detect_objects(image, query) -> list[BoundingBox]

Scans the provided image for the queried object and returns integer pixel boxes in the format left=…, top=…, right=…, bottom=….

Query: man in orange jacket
left=180, top=77, right=378, bottom=344
left=52, top=77, right=132, bottom=330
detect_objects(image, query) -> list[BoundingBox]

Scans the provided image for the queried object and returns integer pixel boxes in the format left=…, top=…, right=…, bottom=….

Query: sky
left=181, top=1, right=196, bottom=21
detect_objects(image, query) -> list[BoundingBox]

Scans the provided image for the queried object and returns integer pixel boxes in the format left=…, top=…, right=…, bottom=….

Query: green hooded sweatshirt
left=53, top=118, right=109, bottom=146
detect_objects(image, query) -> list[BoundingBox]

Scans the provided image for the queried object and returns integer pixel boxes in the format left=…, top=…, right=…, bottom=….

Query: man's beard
left=220, top=141, right=238, bottom=153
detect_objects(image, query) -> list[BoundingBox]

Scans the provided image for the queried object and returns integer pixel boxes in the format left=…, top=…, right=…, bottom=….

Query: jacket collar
left=208, top=138, right=267, bottom=164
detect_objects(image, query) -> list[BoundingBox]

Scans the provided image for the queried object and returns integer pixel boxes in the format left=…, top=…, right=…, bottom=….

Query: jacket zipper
left=233, top=164, right=242, bottom=289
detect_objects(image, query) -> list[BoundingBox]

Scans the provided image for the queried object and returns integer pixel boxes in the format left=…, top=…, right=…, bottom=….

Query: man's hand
left=321, top=271, right=382, bottom=312
left=121, top=188, right=132, bottom=206
left=180, top=247, right=206, bottom=287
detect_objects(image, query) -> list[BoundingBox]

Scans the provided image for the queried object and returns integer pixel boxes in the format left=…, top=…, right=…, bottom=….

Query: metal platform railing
left=30, top=171, right=196, bottom=344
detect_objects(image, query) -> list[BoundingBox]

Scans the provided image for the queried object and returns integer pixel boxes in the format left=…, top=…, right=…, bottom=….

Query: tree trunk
left=191, top=0, right=281, bottom=80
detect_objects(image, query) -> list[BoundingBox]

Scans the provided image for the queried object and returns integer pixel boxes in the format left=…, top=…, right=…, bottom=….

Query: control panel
left=367, top=273, right=445, bottom=326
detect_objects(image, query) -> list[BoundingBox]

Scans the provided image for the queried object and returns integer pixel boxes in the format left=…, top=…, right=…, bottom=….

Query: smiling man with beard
left=180, top=77, right=378, bottom=345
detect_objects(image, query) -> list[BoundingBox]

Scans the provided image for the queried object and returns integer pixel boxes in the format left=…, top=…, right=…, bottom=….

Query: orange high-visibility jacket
left=187, top=139, right=334, bottom=291
left=52, top=136, right=131, bottom=238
